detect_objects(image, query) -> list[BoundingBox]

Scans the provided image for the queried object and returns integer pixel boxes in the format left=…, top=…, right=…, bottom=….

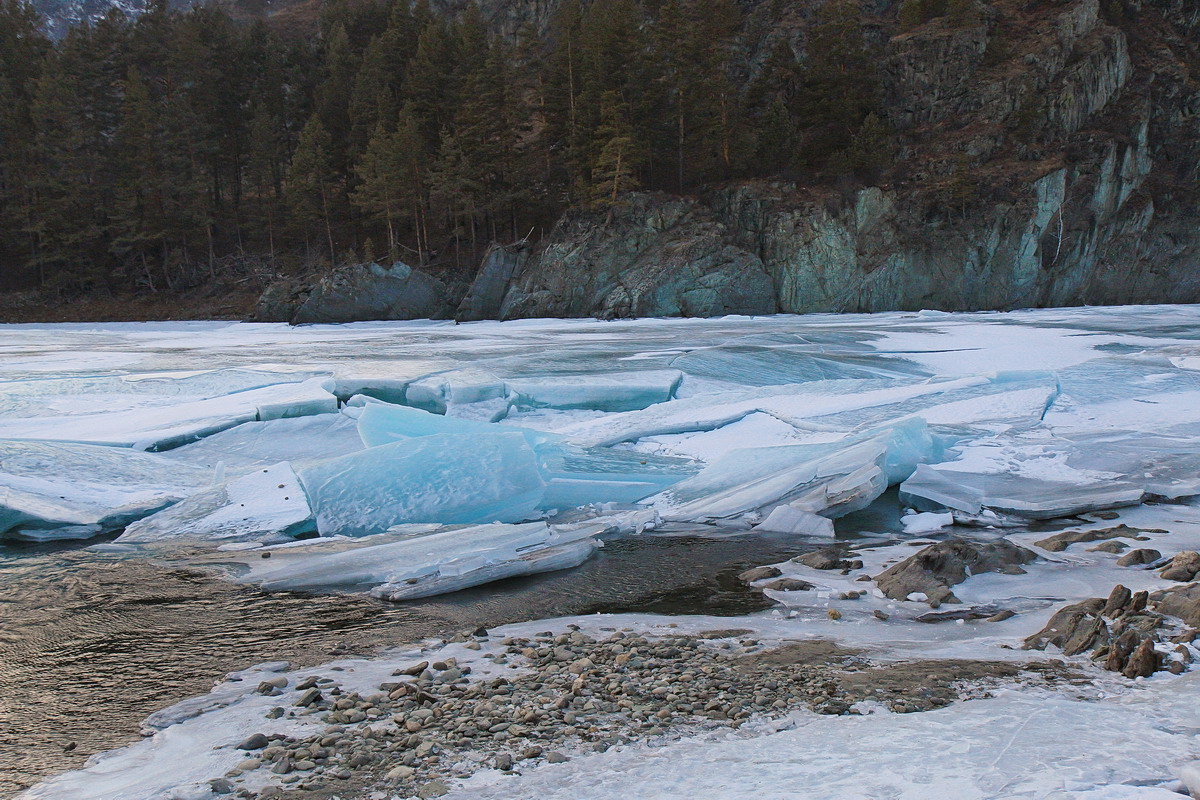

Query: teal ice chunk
left=356, top=402, right=555, bottom=449
left=537, top=445, right=700, bottom=509
left=298, top=432, right=547, bottom=535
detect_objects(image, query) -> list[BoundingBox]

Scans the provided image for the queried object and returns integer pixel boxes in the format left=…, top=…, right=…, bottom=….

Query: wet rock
left=1161, top=551, right=1200, bottom=582
left=1025, top=598, right=1109, bottom=655
left=1151, top=582, right=1200, bottom=627
left=738, top=566, right=783, bottom=583
left=418, top=779, right=450, bottom=797
left=545, top=751, right=570, bottom=764
left=1088, top=541, right=1127, bottom=553
left=237, top=733, right=269, bottom=751
left=1123, top=637, right=1161, bottom=678
left=875, top=539, right=1037, bottom=605
left=396, top=661, right=429, bottom=677
left=1116, top=548, right=1162, bottom=567
left=985, top=609, right=1015, bottom=622
left=295, top=688, right=322, bottom=707
left=792, top=550, right=849, bottom=570
left=209, top=778, right=235, bottom=794
left=1102, top=584, right=1133, bottom=617
left=1034, top=525, right=1149, bottom=553
left=761, top=577, right=814, bottom=592
left=1105, top=629, right=1140, bottom=673
left=915, top=605, right=1002, bottom=623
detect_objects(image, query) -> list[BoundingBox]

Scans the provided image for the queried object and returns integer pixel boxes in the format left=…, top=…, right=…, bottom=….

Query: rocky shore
left=212, top=627, right=1071, bottom=800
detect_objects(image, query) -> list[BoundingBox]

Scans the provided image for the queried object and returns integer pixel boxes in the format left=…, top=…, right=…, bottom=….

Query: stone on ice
left=0, top=440, right=211, bottom=540
left=119, top=462, right=314, bottom=543
left=298, top=432, right=547, bottom=536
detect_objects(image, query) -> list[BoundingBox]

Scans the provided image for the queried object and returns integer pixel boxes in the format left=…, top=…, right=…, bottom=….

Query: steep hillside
left=492, top=0, right=1200, bottom=318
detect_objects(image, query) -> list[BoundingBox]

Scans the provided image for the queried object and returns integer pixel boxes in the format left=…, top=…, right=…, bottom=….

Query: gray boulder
left=254, top=261, right=455, bottom=325
left=874, top=538, right=1038, bottom=605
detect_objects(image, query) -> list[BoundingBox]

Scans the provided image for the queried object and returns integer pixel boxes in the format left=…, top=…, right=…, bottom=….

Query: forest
left=0, top=0, right=889, bottom=294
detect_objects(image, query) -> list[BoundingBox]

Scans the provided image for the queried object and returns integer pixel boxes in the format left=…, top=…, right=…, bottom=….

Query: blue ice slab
left=356, top=402, right=555, bottom=449
left=537, top=445, right=700, bottom=509
left=297, top=432, right=547, bottom=536
left=357, top=402, right=695, bottom=511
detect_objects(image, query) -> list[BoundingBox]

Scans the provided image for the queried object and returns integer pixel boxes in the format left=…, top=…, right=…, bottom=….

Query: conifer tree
left=286, top=117, right=340, bottom=262
left=352, top=112, right=426, bottom=261
left=588, top=91, right=643, bottom=221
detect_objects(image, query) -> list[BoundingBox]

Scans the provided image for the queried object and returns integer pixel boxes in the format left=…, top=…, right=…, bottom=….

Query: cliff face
left=495, top=0, right=1200, bottom=319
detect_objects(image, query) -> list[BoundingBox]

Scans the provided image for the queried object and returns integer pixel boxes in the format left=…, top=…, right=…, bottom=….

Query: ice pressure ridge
left=7, top=309, right=1200, bottom=598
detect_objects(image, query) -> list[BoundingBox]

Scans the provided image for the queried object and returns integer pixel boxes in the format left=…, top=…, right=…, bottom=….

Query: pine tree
left=588, top=91, right=644, bottom=221
left=286, top=117, right=340, bottom=262
left=110, top=66, right=163, bottom=288
left=352, top=112, right=426, bottom=261
left=0, top=0, right=50, bottom=283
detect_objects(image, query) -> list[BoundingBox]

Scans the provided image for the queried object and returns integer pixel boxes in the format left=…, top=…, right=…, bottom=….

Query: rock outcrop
left=1026, top=582, right=1200, bottom=678
left=255, top=262, right=456, bottom=324
left=498, top=194, right=778, bottom=320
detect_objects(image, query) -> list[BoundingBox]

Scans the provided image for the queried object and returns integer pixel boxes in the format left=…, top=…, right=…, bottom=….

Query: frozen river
left=4, top=306, right=1200, bottom=799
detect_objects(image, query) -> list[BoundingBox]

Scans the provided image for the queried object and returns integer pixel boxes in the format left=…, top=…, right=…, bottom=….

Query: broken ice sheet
left=651, top=421, right=934, bottom=523
left=670, top=333, right=930, bottom=386
left=119, top=462, right=314, bottom=543
left=506, top=370, right=683, bottom=412
left=537, top=445, right=699, bottom=509
left=220, top=520, right=602, bottom=599
left=898, top=427, right=1200, bottom=519
left=0, top=367, right=323, bottom=419
left=162, top=412, right=364, bottom=474
left=297, top=432, right=547, bottom=536
left=0, top=377, right=338, bottom=450
left=356, top=401, right=696, bottom=511
left=0, top=439, right=211, bottom=540
left=355, top=401, right=555, bottom=449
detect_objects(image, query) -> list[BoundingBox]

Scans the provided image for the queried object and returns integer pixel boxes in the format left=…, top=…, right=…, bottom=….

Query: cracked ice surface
left=3, top=305, right=1200, bottom=582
